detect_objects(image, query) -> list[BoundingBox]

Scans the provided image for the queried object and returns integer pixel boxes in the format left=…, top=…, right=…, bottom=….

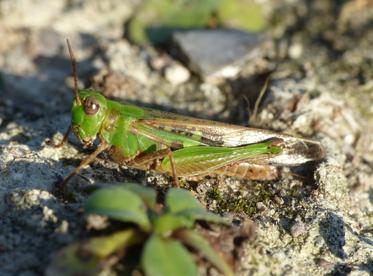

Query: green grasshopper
left=51, top=40, right=324, bottom=187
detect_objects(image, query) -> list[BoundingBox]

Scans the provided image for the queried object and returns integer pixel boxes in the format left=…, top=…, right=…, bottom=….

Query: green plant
left=47, top=183, right=234, bottom=276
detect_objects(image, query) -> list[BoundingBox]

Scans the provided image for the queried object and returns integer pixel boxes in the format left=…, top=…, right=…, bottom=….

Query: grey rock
left=171, top=29, right=263, bottom=82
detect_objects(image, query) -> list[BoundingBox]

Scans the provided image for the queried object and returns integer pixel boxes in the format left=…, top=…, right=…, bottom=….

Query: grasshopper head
left=65, top=40, right=108, bottom=146
left=71, top=90, right=108, bottom=146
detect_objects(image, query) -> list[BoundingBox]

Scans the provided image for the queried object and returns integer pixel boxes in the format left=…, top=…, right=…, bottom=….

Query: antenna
left=66, top=39, right=82, bottom=105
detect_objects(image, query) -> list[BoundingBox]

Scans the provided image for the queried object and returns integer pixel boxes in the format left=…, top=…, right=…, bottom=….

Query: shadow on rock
left=0, top=183, right=86, bottom=275
left=358, top=259, right=373, bottom=275
left=2, top=31, right=99, bottom=118
left=225, top=72, right=272, bottom=125
left=325, top=263, right=352, bottom=276
left=369, top=188, right=373, bottom=205
left=319, top=212, right=347, bottom=259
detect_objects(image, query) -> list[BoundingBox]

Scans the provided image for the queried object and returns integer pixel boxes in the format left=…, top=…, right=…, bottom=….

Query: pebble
left=290, top=222, right=306, bottom=238
left=164, top=62, right=190, bottom=85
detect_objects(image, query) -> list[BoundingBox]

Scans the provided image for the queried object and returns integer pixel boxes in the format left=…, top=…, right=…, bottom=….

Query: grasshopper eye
left=83, top=96, right=100, bottom=115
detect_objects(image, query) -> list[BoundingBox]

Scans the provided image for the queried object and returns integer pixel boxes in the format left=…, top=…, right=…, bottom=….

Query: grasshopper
left=51, top=40, right=324, bottom=187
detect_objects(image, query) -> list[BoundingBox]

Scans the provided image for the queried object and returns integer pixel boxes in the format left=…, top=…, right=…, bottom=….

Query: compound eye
left=83, top=96, right=100, bottom=115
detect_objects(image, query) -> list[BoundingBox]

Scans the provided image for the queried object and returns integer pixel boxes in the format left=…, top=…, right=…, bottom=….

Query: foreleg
left=59, top=142, right=110, bottom=188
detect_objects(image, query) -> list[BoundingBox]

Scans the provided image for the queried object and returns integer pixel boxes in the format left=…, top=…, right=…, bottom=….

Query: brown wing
left=137, top=108, right=325, bottom=166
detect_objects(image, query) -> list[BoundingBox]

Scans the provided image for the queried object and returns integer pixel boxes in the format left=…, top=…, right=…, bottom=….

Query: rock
left=170, top=29, right=263, bottom=82
left=290, top=222, right=306, bottom=238
left=105, top=40, right=152, bottom=85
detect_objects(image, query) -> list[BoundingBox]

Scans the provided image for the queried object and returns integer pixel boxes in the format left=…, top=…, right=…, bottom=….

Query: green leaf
left=142, top=235, right=198, bottom=276
left=177, top=208, right=228, bottom=225
left=85, top=187, right=150, bottom=231
left=165, top=188, right=204, bottom=213
left=219, top=0, right=265, bottom=31
left=128, top=0, right=221, bottom=44
left=46, top=229, right=143, bottom=276
left=153, top=213, right=194, bottom=235
left=119, top=182, right=157, bottom=209
left=87, top=229, right=144, bottom=258
left=176, top=229, right=234, bottom=276
left=166, top=188, right=228, bottom=225
left=128, top=0, right=265, bottom=45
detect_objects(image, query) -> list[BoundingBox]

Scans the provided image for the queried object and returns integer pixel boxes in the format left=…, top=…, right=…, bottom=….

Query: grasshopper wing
left=131, top=108, right=324, bottom=166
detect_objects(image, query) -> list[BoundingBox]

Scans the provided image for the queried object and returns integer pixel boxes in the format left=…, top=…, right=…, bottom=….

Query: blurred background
left=1, top=0, right=372, bottom=123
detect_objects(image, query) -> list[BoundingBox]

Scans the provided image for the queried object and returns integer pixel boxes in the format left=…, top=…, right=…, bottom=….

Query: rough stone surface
left=0, top=1, right=372, bottom=275
left=171, top=29, right=263, bottom=82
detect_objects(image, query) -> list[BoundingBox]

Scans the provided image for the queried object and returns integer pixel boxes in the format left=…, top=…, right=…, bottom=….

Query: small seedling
left=47, top=183, right=234, bottom=276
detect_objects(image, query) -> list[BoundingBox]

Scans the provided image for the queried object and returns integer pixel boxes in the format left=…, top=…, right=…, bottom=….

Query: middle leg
left=110, top=147, right=180, bottom=187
